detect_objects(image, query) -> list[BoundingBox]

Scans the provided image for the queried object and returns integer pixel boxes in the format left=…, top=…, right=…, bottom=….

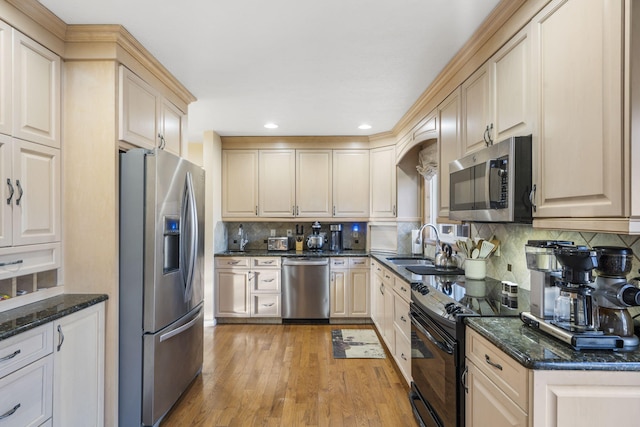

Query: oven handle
left=410, top=315, right=454, bottom=355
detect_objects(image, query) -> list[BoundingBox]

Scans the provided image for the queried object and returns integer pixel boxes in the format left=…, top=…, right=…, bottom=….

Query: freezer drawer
left=142, top=306, right=203, bottom=426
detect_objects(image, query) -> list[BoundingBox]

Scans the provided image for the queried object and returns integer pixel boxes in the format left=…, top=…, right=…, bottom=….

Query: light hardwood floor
left=160, top=324, right=418, bottom=426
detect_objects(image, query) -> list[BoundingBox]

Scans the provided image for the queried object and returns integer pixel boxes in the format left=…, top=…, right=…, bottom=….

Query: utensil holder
left=465, top=259, right=486, bottom=280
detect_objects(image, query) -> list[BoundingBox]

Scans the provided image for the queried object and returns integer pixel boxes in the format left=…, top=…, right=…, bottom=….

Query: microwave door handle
left=485, top=161, right=493, bottom=208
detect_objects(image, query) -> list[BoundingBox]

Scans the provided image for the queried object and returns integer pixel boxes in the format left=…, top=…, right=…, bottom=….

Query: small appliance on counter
left=521, top=243, right=640, bottom=351
left=307, top=221, right=326, bottom=250
left=329, top=224, right=343, bottom=252
left=267, top=236, right=293, bottom=251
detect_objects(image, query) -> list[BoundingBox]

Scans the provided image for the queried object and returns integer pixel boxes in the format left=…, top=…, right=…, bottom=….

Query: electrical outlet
left=270, top=229, right=276, bottom=237
left=507, top=264, right=512, bottom=272
left=286, top=229, right=293, bottom=237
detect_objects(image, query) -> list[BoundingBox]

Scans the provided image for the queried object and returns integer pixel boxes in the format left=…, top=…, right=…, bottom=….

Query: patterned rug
left=331, top=329, right=386, bottom=359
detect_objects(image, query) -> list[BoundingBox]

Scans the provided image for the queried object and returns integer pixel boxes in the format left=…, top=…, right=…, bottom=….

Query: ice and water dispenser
left=163, top=216, right=181, bottom=273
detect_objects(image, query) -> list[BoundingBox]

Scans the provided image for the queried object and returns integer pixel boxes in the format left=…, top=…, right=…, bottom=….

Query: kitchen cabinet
left=369, top=145, right=396, bottom=218
left=259, top=150, right=296, bottom=217
left=437, top=87, right=461, bottom=220
left=531, top=0, right=624, bottom=221
left=53, top=302, right=105, bottom=427
left=370, top=260, right=384, bottom=330
left=12, top=29, right=61, bottom=149
left=119, top=66, right=186, bottom=155
left=330, top=257, right=370, bottom=318
left=332, top=150, right=370, bottom=217
left=222, top=150, right=259, bottom=218
left=215, top=257, right=251, bottom=317
left=462, top=24, right=531, bottom=155
left=249, top=257, right=281, bottom=318
left=296, top=150, right=332, bottom=217
left=0, top=21, right=10, bottom=136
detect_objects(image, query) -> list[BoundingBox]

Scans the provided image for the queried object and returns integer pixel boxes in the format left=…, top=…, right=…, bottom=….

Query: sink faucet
left=416, top=223, right=441, bottom=255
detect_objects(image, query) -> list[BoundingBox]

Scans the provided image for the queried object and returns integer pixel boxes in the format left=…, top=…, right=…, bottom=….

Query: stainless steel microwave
left=449, top=135, right=533, bottom=223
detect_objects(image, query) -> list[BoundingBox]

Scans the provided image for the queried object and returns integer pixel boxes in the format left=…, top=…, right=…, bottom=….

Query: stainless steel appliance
left=268, top=236, right=293, bottom=251
left=449, top=135, right=533, bottom=223
left=119, top=148, right=205, bottom=427
left=282, top=257, right=330, bottom=321
left=307, top=221, right=326, bottom=250
left=525, top=240, right=572, bottom=319
left=329, top=224, right=343, bottom=252
left=408, top=272, right=523, bottom=427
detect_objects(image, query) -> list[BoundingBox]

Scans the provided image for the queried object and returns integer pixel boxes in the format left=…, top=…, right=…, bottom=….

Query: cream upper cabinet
left=462, top=63, right=492, bottom=154
left=222, top=150, right=259, bottom=218
left=462, top=23, right=531, bottom=155
left=159, top=98, right=186, bottom=156
left=370, top=145, right=396, bottom=218
left=119, top=66, right=159, bottom=150
left=437, top=87, right=461, bottom=220
left=12, top=29, right=61, bottom=149
left=296, top=149, right=332, bottom=217
left=531, top=0, right=624, bottom=219
left=259, top=150, right=296, bottom=217
left=0, top=21, right=10, bottom=136
left=333, top=150, right=370, bottom=217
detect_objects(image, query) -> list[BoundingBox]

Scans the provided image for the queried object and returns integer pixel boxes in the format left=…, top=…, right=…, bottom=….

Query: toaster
left=267, top=236, right=293, bottom=251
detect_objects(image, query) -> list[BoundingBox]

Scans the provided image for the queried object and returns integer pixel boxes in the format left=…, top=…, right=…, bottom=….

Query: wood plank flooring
left=160, top=324, right=418, bottom=427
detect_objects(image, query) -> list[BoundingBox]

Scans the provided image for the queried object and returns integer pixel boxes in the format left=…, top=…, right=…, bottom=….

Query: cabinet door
left=0, top=135, right=12, bottom=247
left=333, top=150, right=370, bottom=217
left=259, top=150, right=296, bottom=217
left=222, top=150, right=258, bottom=217
left=492, top=24, right=531, bottom=142
left=349, top=268, right=370, bottom=317
left=12, top=140, right=60, bottom=246
left=382, top=277, right=395, bottom=352
left=119, top=66, right=158, bottom=149
left=296, top=150, right=332, bottom=217
left=466, top=362, right=528, bottom=427
left=532, top=0, right=623, bottom=218
left=437, top=87, right=461, bottom=219
left=370, top=146, right=396, bottom=218
left=370, top=265, right=383, bottom=329
left=330, top=269, right=348, bottom=317
left=53, top=302, right=105, bottom=427
left=462, top=63, right=492, bottom=154
left=12, top=30, right=60, bottom=148
left=0, top=21, right=10, bottom=136
left=215, top=269, right=250, bottom=317
left=159, top=98, right=185, bottom=156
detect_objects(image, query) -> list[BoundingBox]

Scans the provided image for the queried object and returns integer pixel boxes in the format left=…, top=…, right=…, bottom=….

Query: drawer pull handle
left=0, top=259, right=23, bottom=268
left=0, top=403, right=20, bottom=420
left=354, top=261, right=365, bottom=265
left=228, top=261, right=240, bottom=265
left=57, top=325, right=64, bottom=351
left=0, top=349, right=20, bottom=362
left=263, top=261, right=275, bottom=265
left=485, top=354, right=503, bottom=371
left=400, top=286, right=407, bottom=292
left=401, top=353, right=407, bottom=361
left=262, top=278, right=275, bottom=283
left=262, top=303, right=275, bottom=307
left=400, top=315, right=407, bottom=323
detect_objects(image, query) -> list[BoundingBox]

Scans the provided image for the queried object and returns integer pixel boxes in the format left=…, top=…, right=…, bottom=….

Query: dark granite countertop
left=215, top=249, right=369, bottom=257
left=465, top=317, right=640, bottom=371
left=0, top=294, right=108, bottom=341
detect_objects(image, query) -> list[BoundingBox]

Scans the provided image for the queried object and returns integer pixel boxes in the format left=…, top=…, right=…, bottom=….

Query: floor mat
left=331, top=329, right=386, bottom=359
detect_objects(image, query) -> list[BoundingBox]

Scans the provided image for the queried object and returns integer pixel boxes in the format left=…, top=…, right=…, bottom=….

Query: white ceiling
left=39, top=0, right=500, bottom=141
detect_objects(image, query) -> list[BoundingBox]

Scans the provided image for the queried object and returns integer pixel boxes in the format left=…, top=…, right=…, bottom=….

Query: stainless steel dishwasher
left=282, top=257, right=330, bottom=321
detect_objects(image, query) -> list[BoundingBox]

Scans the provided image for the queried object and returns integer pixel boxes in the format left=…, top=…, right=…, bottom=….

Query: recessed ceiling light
left=264, top=123, right=279, bottom=129
left=358, top=124, right=372, bottom=130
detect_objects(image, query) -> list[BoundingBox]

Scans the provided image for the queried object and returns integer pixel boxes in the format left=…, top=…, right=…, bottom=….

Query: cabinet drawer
left=252, top=257, right=280, bottom=268
left=394, top=280, right=411, bottom=303
left=466, top=328, right=529, bottom=410
left=349, top=257, right=369, bottom=269
left=0, top=243, right=60, bottom=281
left=0, top=355, right=53, bottom=427
left=393, top=296, right=410, bottom=339
left=251, top=294, right=280, bottom=317
left=252, top=270, right=280, bottom=292
left=0, top=324, right=53, bottom=379
left=394, top=323, right=411, bottom=385
left=330, top=258, right=348, bottom=268
left=215, top=257, right=250, bottom=268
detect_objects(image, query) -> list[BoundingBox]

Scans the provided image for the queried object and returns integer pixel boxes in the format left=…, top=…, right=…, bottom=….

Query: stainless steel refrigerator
left=119, top=148, right=205, bottom=427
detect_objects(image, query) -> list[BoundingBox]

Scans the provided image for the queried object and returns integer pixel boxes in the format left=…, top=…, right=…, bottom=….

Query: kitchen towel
left=331, top=329, right=386, bottom=359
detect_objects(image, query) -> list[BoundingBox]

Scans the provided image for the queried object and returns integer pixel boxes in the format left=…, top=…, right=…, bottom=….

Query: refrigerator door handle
left=159, top=312, right=201, bottom=342
left=180, top=171, right=198, bottom=302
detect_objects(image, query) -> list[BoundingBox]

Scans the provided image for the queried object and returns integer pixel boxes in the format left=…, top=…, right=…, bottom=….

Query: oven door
left=410, top=306, right=457, bottom=427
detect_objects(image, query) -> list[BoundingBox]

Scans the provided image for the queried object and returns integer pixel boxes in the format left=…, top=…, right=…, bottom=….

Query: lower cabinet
left=330, top=257, right=370, bottom=318
left=0, top=302, right=105, bottom=427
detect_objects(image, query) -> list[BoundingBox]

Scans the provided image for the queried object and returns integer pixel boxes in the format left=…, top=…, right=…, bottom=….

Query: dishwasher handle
left=282, top=257, right=329, bottom=266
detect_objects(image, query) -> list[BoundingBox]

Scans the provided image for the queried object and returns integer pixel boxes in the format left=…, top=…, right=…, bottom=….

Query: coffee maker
left=525, top=240, right=572, bottom=319
left=592, top=246, right=640, bottom=351
left=329, top=224, right=343, bottom=252
left=521, top=244, right=627, bottom=350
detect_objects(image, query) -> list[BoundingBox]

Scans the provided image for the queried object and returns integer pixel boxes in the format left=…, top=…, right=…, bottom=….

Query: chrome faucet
left=416, top=223, right=441, bottom=255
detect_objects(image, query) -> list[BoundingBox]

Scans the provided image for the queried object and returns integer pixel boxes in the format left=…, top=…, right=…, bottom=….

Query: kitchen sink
left=386, top=257, right=433, bottom=266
